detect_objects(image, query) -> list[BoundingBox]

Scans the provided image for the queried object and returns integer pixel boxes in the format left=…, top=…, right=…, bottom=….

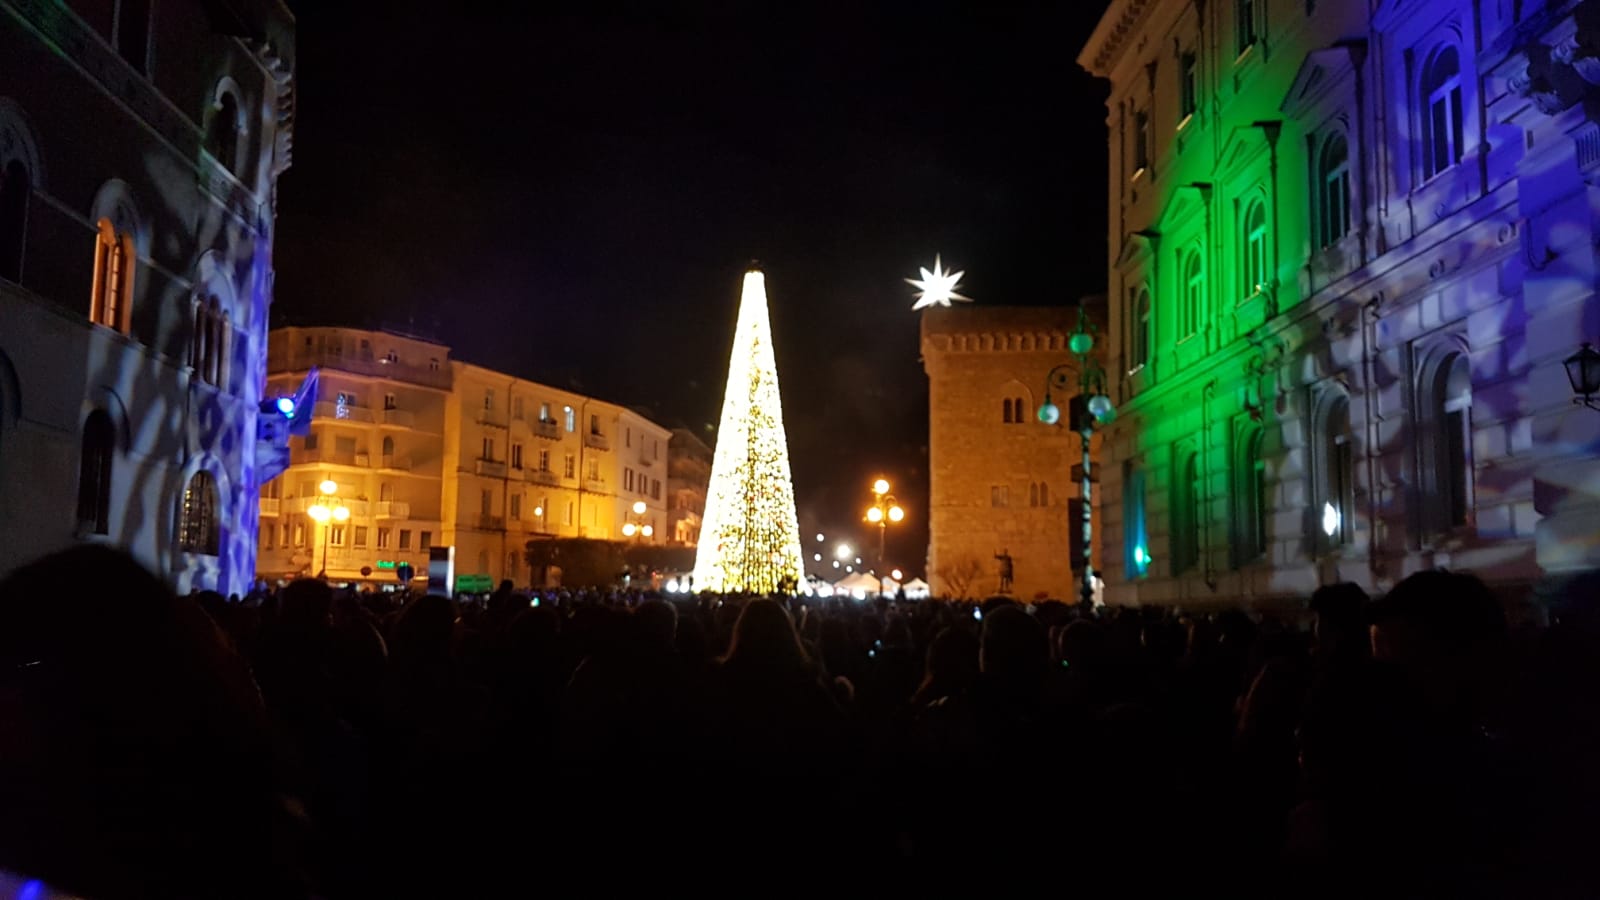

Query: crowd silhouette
left=1, top=545, right=1597, bottom=897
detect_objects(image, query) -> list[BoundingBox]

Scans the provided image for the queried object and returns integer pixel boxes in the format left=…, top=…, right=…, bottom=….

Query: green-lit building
left=1082, top=0, right=1600, bottom=609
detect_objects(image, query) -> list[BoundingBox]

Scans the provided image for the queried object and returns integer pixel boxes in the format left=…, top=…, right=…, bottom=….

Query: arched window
left=1242, top=199, right=1268, bottom=298
left=1422, top=46, right=1464, bottom=179
left=0, top=159, right=29, bottom=282
left=77, top=410, right=115, bottom=535
left=1002, top=398, right=1014, bottom=424
left=178, top=470, right=220, bottom=556
left=1313, top=392, right=1355, bottom=550
left=1039, top=482, right=1048, bottom=506
left=1182, top=249, right=1203, bottom=339
left=1171, top=451, right=1200, bottom=575
left=1123, top=463, right=1149, bottom=577
left=1318, top=134, right=1351, bottom=247
left=1029, top=483, right=1039, bottom=507
left=91, top=219, right=135, bottom=333
left=1130, top=287, right=1151, bottom=371
left=382, top=435, right=396, bottom=466
left=1419, top=349, right=1473, bottom=535
left=208, top=91, right=240, bottom=171
left=1013, top=396, right=1024, bottom=423
left=1233, top=425, right=1267, bottom=565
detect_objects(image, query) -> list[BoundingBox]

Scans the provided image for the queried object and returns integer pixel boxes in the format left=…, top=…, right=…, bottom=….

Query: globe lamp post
left=306, top=478, right=350, bottom=580
left=864, top=478, right=904, bottom=568
left=1038, top=304, right=1113, bottom=610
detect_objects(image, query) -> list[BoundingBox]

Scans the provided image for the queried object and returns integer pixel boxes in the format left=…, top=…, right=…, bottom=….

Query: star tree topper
left=907, top=254, right=972, bottom=310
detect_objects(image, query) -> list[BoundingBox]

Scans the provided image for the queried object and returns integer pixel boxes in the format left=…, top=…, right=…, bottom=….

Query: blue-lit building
left=0, top=0, right=296, bottom=593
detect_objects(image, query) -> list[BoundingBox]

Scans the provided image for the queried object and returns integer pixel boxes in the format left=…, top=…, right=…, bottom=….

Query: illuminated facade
left=922, top=306, right=1102, bottom=600
left=1083, top=0, right=1600, bottom=608
left=666, top=426, right=712, bottom=547
left=0, top=0, right=295, bottom=593
left=260, top=326, right=671, bottom=587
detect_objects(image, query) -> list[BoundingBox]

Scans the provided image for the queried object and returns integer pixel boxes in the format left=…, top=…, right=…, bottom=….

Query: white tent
left=901, top=577, right=931, bottom=599
left=834, top=571, right=881, bottom=600
left=879, top=575, right=901, bottom=596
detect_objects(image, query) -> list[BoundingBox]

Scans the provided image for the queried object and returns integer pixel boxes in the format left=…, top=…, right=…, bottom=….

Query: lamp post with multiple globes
left=864, top=478, right=905, bottom=568
left=1036, top=304, right=1114, bottom=609
left=305, top=478, right=350, bottom=580
left=621, top=500, right=654, bottom=541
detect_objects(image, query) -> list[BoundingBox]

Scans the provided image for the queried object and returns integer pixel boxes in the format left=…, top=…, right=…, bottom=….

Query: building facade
left=667, top=426, right=712, bottom=547
left=922, top=306, right=1103, bottom=600
left=0, top=0, right=295, bottom=593
left=1082, top=0, right=1600, bottom=609
left=259, top=326, right=672, bottom=588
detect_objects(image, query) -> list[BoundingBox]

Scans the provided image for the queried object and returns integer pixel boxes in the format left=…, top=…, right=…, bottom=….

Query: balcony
left=475, top=458, right=507, bottom=478
left=313, top=400, right=374, bottom=423
left=477, top=513, right=506, bottom=530
left=260, top=498, right=281, bottom=516
left=585, top=432, right=609, bottom=451
left=284, top=497, right=370, bottom=517
left=534, top=420, right=561, bottom=440
left=475, top=408, right=508, bottom=428
left=375, top=501, right=411, bottom=519
left=381, top=408, right=415, bottom=428
left=379, top=454, right=412, bottom=471
left=584, top=477, right=607, bottom=493
left=526, top=468, right=559, bottom=485
left=297, top=448, right=367, bottom=467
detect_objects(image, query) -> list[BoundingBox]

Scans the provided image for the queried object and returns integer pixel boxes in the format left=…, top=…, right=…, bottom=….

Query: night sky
left=274, top=1, right=1110, bottom=571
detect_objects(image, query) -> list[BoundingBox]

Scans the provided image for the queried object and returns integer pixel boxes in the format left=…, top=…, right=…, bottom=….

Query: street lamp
left=305, top=478, right=349, bottom=579
left=1565, top=342, right=1600, bottom=410
left=864, top=478, right=904, bottom=567
left=1038, top=304, right=1113, bottom=610
left=621, top=499, right=654, bottom=540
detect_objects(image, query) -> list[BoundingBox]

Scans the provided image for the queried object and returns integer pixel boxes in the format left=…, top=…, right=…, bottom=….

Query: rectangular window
left=481, top=489, right=493, bottom=516
left=1179, top=51, right=1197, bottom=120
left=330, top=524, right=346, bottom=547
left=590, top=414, right=600, bottom=435
left=540, top=402, right=551, bottom=422
left=400, top=529, right=412, bottom=550
left=511, top=444, right=523, bottom=469
left=990, top=485, right=1009, bottom=507
left=652, top=479, right=661, bottom=500
left=354, top=525, right=368, bottom=547
left=281, top=523, right=290, bottom=546
left=335, top=436, right=356, bottom=455
left=484, top=389, right=495, bottom=410
left=510, top=493, right=522, bottom=520
left=586, top=457, right=600, bottom=480
left=626, top=427, right=632, bottom=447
left=482, top=437, right=494, bottom=460
left=1236, top=0, right=1260, bottom=54
left=263, top=527, right=274, bottom=549
left=294, top=523, right=305, bottom=546
left=564, top=406, right=575, bottom=432
left=625, top=469, right=634, bottom=492
left=419, top=530, right=430, bottom=551
left=378, top=527, right=391, bottom=549
left=303, top=431, right=318, bottom=450
left=564, top=454, right=575, bottom=478
left=513, top=397, right=525, bottom=420
left=539, top=448, right=550, bottom=471
left=565, top=501, right=575, bottom=526
left=384, top=393, right=397, bottom=410
left=1133, top=109, right=1150, bottom=173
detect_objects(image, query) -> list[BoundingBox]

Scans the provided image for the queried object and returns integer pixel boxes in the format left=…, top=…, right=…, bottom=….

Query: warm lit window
left=91, top=219, right=135, bottom=333
left=1422, top=46, right=1464, bottom=179
left=564, top=406, right=575, bottom=432
left=178, top=470, right=219, bottom=555
left=329, top=524, right=346, bottom=547
left=378, top=527, right=391, bottom=549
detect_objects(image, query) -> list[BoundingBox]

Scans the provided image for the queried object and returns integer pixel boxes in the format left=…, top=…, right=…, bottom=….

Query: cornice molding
left=1079, top=0, right=1160, bottom=79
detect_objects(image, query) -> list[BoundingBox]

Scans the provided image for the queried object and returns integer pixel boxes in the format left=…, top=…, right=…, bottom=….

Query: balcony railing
left=584, top=477, right=607, bottom=493
left=381, top=408, right=415, bottom=428
left=527, top=468, right=559, bottom=485
left=584, top=432, right=609, bottom=451
left=379, top=454, right=412, bottom=471
left=534, top=420, right=561, bottom=440
left=475, top=458, right=507, bottom=478
left=284, top=497, right=370, bottom=517
left=477, top=513, right=505, bottom=530
left=260, top=498, right=281, bottom=516
left=375, top=501, right=411, bottom=519
left=475, top=408, right=508, bottom=428
left=297, top=448, right=366, bottom=467
left=313, top=400, right=374, bottom=423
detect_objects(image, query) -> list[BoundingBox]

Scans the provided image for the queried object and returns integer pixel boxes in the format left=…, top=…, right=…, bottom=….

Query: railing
left=259, top=498, right=281, bottom=516
left=475, top=458, right=507, bottom=478
left=477, top=513, right=506, bottom=530
left=297, top=448, right=364, bottom=467
left=379, top=454, right=412, bottom=471
left=283, top=497, right=369, bottom=517
left=584, top=432, right=610, bottom=450
left=534, top=420, right=560, bottom=440
left=375, top=501, right=411, bottom=519
left=527, top=468, right=559, bottom=485
left=313, top=400, right=374, bottom=423
left=278, top=351, right=453, bottom=390
left=475, top=408, right=508, bottom=428
left=381, top=408, right=415, bottom=428
left=355, top=453, right=370, bottom=467
left=584, top=477, right=607, bottom=493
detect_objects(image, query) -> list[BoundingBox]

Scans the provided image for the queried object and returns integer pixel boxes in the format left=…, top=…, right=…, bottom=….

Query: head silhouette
left=723, top=598, right=807, bottom=675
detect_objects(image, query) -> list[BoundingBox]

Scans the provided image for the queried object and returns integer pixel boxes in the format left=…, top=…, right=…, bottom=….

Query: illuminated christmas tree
left=691, top=265, right=804, bottom=594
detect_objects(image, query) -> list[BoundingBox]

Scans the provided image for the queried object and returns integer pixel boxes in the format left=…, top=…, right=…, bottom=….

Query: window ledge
left=1175, top=113, right=1194, bottom=133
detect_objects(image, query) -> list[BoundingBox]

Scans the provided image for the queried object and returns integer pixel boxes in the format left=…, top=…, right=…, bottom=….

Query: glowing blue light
left=275, top=397, right=296, bottom=417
